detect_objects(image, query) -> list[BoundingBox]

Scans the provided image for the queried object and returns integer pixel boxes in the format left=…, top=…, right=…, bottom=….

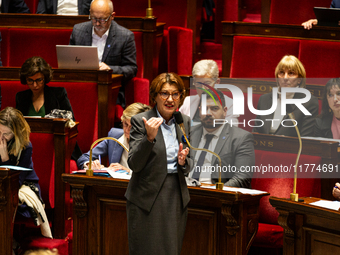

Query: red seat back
left=0, top=28, right=9, bottom=66
left=230, top=36, right=300, bottom=78
left=299, top=40, right=340, bottom=78
left=48, top=82, right=98, bottom=152
left=269, top=0, right=330, bottom=25
left=8, top=28, right=72, bottom=68
left=133, top=31, right=144, bottom=78
left=252, top=150, right=321, bottom=225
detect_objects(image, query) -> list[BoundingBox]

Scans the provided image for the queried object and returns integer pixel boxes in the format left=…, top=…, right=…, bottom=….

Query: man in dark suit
left=190, top=89, right=254, bottom=187
left=1, top=0, right=30, bottom=13
left=69, top=0, right=137, bottom=105
left=36, top=0, right=91, bottom=14
left=69, top=0, right=137, bottom=83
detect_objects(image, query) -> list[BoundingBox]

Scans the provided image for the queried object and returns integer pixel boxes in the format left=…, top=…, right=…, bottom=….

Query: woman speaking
left=125, top=73, right=191, bottom=255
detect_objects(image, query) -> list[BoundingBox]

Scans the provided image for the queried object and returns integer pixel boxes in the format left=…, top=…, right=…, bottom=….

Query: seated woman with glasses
left=77, top=102, right=151, bottom=172
left=252, top=55, right=319, bottom=137
left=16, top=56, right=82, bottom=160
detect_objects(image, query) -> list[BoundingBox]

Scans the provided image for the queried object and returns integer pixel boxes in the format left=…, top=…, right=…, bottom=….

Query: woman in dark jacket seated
left=314, top=78, right=340, bottom=138
left=253, top=55, right=319, bottom=137
left=16, top=56, right=81, bottom=160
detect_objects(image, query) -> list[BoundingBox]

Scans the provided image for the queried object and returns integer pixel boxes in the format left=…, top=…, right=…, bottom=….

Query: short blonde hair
left=121, top=103, right=151, bottom=121
left=149, top=73, right=186, bottom=106
left=0, top=107, right=30, bottom=156
left=275, top=55, right=306, bottom=88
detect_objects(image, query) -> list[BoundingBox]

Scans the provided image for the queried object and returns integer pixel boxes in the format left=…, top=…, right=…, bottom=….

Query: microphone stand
left=288, top=113, right=302, bottom=202
left=177, top=125, right=224, bottom=190
left=86, top=137, right=129, bottom=176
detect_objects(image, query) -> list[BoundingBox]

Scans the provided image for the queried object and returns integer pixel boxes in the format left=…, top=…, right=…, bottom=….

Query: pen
left=335, top=186, right=339, bottom=189
left=98, top=155, right=101, bottom=165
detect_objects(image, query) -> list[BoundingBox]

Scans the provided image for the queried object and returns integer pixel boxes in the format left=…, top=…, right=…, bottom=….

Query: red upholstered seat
left=299, top=40, right=340, bottom=78
left=251, top=150, right=322, bottom=249
left=269, top=0, right=330, bottom=25
left=0, top=81, right=26, bottom=109
left=8, top=28, right=72, bottom=68
left=230, top=36, right=300, bottom=78
left=167, top=26, right=193, bottom=75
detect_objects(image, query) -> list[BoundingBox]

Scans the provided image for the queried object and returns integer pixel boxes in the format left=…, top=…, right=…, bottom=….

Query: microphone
left=173, top=112, right=224, bottom=190
left=86, top=137, right=129, bottom=176
left=285, top=106, right=302, bottom=202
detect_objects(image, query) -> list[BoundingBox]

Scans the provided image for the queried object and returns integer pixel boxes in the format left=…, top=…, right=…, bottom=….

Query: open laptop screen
left=314, top=7, right=340, bottom=27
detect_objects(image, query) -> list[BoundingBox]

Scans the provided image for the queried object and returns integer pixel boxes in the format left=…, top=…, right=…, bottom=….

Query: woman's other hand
left=0, top=138, right=9, bottom=162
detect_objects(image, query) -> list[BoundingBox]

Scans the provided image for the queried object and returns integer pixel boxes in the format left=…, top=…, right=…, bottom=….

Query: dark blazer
left=36, top=0, right=91, bottom=14
left=331, top=0, right=340, bottom=8
left=1, top=0, right=30, bottom=13
left=125, top=108, right=191, bottom=212
left=314, top=114, right=333, bottom=138
left=69, top=20, right=137, bottom=84
left=16, top=85, right=74, bottom=119
left=190, top=123, right=254, bottom=187
left=16, top=85, right=82, bottom=160
left=77, top=128, right=124, bottom=169
left=252, top=92, right=319, bottom=137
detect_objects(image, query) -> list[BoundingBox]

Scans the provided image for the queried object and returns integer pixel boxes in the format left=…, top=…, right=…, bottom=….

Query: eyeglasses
left=26, top=77, right=44, bottom=85
left=159, top=91, right=181, bottom=101
left=277, top=70, right=298, bottom=78
left=89, top=15, right=111, bottom=24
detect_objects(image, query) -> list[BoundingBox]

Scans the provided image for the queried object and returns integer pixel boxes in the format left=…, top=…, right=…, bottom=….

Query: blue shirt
left=156, top=107, right=179, bottom=173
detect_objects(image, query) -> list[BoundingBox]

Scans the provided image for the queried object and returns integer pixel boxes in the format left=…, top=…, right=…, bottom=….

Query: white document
left=309, top=200, right=340, bottom=211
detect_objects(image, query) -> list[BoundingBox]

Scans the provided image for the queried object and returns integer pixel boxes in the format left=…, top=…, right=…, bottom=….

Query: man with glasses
left=189, top=89, right=254, bottom=187
left=69, top=0, right=137, bottom=105
left=179, top=59, right=239, bottom=126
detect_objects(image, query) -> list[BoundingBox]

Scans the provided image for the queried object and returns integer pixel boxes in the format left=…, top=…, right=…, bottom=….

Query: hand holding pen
left=332, top=182, right=340, bottom=201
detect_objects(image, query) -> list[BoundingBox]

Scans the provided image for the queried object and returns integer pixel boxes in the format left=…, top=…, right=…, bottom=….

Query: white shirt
left=118, top=134, right=130, bottom=171
left=190, top=125, right=224, bottom=184
left=92, top=26, right=110, bottom=63
left=57, top=0, right=78, bottom=15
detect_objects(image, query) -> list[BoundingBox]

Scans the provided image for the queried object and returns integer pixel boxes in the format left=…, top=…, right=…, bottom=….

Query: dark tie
left=192, top=134, right=215, bottom=180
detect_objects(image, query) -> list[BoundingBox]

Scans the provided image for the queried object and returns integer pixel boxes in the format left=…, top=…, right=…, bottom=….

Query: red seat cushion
left=27, top=237, right=68, bottom=255
left=252, top=223, right=283, bottom=248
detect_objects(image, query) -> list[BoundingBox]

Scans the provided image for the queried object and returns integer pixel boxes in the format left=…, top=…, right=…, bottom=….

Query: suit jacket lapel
left=102, top=21, right=115, bottom=62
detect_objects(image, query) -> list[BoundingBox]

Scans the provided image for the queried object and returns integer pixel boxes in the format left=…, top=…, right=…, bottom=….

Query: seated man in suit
left=179, top=59, right=239, bottom=126
left=69, top=0, right=137, bottom=105
left=37, top=0, right=91, bottom=14
left=189, top=89, right=254, bottom=187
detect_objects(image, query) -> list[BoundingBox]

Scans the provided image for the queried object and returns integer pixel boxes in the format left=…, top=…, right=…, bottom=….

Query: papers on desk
left=72, top=169, right=131, bottom=180
left=201, top=185, right=267, bottom=195
left=309, top=200, right=340, bottom=211
left=0, top=165, right=32, bottom=171
left=302, top=136, right=340, bottom=145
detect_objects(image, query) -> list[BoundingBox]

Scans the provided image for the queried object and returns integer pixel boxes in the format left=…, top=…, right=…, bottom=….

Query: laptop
left=56, top=45, right=100, bottom=69
left=314, top=7, right=340, bottom=27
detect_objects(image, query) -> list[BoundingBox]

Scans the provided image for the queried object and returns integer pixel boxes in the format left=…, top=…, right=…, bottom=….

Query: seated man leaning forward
left=189, top=89, right=254, bottom=187
left=69, top=0, right=137, bottom=85
left=77, top=102, right=151, bottom=172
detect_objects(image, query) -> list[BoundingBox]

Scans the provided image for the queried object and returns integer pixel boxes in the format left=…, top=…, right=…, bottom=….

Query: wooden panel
left=63, top=174, right=268, bottom=255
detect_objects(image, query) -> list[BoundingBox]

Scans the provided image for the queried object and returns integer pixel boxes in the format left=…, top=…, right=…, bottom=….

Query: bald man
left=69, top=0, right=137, bottom=102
